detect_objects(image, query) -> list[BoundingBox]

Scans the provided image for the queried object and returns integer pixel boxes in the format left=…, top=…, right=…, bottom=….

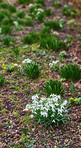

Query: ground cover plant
left=0, top=0, right=81, bottom=148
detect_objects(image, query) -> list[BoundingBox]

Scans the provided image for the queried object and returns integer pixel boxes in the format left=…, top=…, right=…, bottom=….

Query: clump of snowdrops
left=24, top=94, right=69, bottom=126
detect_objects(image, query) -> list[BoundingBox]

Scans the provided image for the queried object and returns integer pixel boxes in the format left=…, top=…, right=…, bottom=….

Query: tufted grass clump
left=52, top=1, right=61, bottom=8
left=39, top=35, right=66, bottom=50
left=44, top=20, right=60, bottom=30
left=22, top=31, right=39, bottom=44
left=2, top=17, right=14, bottom=25
left=59, top=64, right=81, bottom=82
left=1, top=10, right=11, bottom=18
left=0, top=73, right=5, bottom=86
left=0, top=12, right=5, bottom=21
left=36, top=0, right=45, bottom=6
left=17, top=11, right=25, bottom=18
left=0, top=3, right=8, bottom=9
left=18, top=0, right=34, bottom=4
left=8, top=5, right=16, bottom=13
left=1, top=25, right=12, bottom=34
left=24, top=62, right=40, bottom=79
left=3, top=35, right=13, bottom=46
left=44, top=79, right=64, bottom=96
left=40, top=26, right=50, bottom=38
left=0, top=0, right=3, bottom=3
left=25, top=19, right=34, bottom=26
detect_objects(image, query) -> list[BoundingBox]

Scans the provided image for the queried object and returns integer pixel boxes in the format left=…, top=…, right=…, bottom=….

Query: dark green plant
left=3, top=35, right=13, bottom=46
left=36, top=11, right=45, bottom=23
left=25, top=19, right=34, bottom=26
left=70, top=82, right=75, bottom=97
left=62, top=4, right=71, bottom=16
left=44, top=20, right=60, bottom=30
left=0, top=12, right=5, bottom=21
left=52, top=1, right=61, bottom=8
left=40, top=26, right=50, bottom=38
left=22, top=31, right=39, bottom=44
left=59, top=64, right=81, bottom=82
left=2, top=18, right=14, bottom=25
left=39, top=35, right=66, bottom=50
left=44, top=79, right=64, bottom=96
left=44, top=9, right=52, bottom=16
left=0, top=3, right=8, bottom=9
left=0, top=73, right=5, bottom=86
left=1, top=10, right=11, bottom=17
left=36, top=0, right=45, bottom=6
left=1, top=25, right=12, bottom=34
left=18, top=0, right=34, bottom=4
left=8, top=5, right=16, bottom=13
left=17, top=11, right=25, bottom=18
left=24, top=62, right=40, bottom=79
left=12, top=48, right=20, bottom=59
left=17, top=19, right=25, bottom=25
left=0, top=0, right=3, bottom=3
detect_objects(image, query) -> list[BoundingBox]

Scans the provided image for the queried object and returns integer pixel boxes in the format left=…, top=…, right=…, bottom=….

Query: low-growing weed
left=52, top=1, right=61, bottom=8
left=17, top=11, right=25, bottom=18
left=69, top=97, right=81, bottom=105
left=3, top=35, right=13, bottom=46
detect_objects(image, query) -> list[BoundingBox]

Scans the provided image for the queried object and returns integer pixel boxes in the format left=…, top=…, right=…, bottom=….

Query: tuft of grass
left=44, top=20, right=60, bottom=30
left=59, top=64, right=81, bottom=82
left=0, top=73, right=5, bottom=86
left=22, top=31, right=39, bottom=44
left=1, top=25, right=12, bottom=34
left=44, top=79, right=64, bottom=96
left=39, top=35, right=66, bottom=50
left=25, top=19, right=34, bottom=26
left=8, top=5, right=16, bottom=13
left=3, top=35, right=13, bottom=46
left=24, top=62, right=40, bottom=79
left=17, top=11, right=25, bottom=18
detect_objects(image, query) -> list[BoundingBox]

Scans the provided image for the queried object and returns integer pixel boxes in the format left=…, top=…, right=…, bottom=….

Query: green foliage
left=44, top=20, right=60, bottom=30
left=1, top=25, right=12, bottom=34
left=0, top=12, right=5, bottom=21
left=12, top=48, right=20, bottom=59
left=0, top=3, right=8, bottom=9
left=5, top=64, right=15, bottom=72
left=59, top=64, right=81, bottom=82
left=1, top=10, right=11, bottom=18
left=17, top=11, right=25, bottom=18
left=40, top=26, right=50, bottom=38
left=36, top=0, right=45, bottom=6
left=3, top=35, right=13, bottom=46
left=24, top=62, right=40, bottom=79
left=69, top=97, right=81, bottom=105
left=52, top=1, right=61, bottom=8
left=70, top=82, right=75, bottom=97
left=0, top=0, right=3, bottom=3
left=2, top=18, right=14, bottom=25
left=0, top=73, right=5, bottom=86
left=22, top=31, right=39, bottom=44
left=25, top=18, right=34, bottom=26
left=39, top=35, right=66, bottom=50
left=17, top=19, right=25, bottom=25
left=18, top=0, right=34, bottom=4
left=8, top=5, right=16, bottom=13
left=62, top=5, right=76, bottom=16
left=44, top=79, right=64, bottom=96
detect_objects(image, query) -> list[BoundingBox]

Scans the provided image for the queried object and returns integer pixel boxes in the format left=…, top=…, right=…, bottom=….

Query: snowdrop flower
left=37, top=8, right=43, bottom=12
left=49, top=60, right=59, bottom=66
left=13, top=21, right=18, bottom=26
left=14, top=64, right=21, bottom=68
left=28, top=4, right=34, bottom=7
left=22, top=58, right=32, bottom=64
left=30, top=114, right=34, bottom=118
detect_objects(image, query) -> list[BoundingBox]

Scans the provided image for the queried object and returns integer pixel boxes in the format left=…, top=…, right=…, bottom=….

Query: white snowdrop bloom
left=0, top=28, right=2, bottom=33
left=41, top=111, right=48, bottom=117
left=14, top=64, right=18, bottom=66
left=32, top=94, right=39, bottom=100
left=37, top=8, right=43, bottom=12
left=61, top=100, right=68, bottom=107
left=13, top=21, right=18, bottom=26
left=30, top=114, right=34, bottom=118
left=58, top=108, right=63, bottom=113
left=28, top=4, right=34, bottom=7
left=32, top=128, right=35, bottom=131
left=18, top=65, right=21, bottom=67
left=52, top=120, right=55, bottom=123
left=49, top=60, right=59, bottom=66
left=22, top=58, right=32, bottom=64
